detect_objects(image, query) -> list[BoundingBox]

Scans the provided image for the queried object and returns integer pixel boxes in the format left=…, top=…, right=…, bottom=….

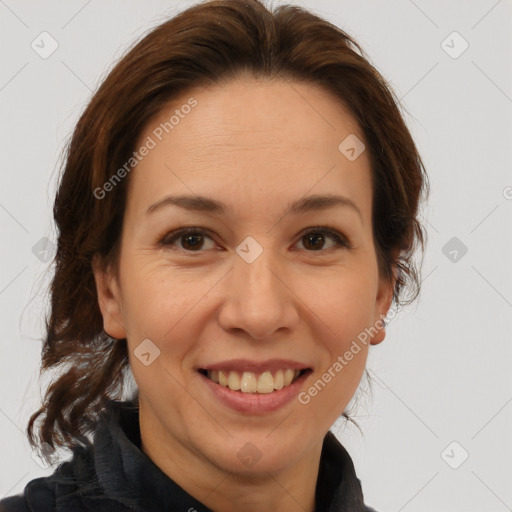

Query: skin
left=93, top=74, right=395, bottom=512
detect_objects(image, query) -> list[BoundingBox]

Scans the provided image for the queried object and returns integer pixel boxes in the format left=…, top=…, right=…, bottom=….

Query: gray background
left=1, top=0, right=511, bottom=510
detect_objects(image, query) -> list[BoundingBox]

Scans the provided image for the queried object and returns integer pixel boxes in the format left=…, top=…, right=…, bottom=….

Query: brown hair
left=28, top=0, right=429, bottom=459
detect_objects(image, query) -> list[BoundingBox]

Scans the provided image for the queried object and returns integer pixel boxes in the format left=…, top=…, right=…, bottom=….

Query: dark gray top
left=0, top=399, right=378, bottom=511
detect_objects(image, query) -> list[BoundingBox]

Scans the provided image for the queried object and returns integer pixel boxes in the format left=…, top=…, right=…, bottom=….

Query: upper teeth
left=207, top=369, right=302, bottom=393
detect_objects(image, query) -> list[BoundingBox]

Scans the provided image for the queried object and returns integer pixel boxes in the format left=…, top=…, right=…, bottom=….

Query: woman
left=0, top=0, right=428, bottom=510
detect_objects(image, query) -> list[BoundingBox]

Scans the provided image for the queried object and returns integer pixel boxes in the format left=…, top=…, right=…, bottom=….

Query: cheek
left=303, top=285, right=371, bottom=422
left=302, top=266, right=376, bottom=407
left=306, top=266, right=378, bottom=343
left=120, top=262, right=212, bottom=353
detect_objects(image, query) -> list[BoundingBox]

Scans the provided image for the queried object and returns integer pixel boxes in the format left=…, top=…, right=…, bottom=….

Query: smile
left=196, top=358, right=312, bottom=413
left=200, top=369, right=308, bottom=393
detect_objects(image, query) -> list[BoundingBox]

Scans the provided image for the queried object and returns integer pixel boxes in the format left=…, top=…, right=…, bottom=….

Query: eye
left=160, top=225, right=350, bottom=253
left=160, top=228, right=216, bottom=252
left=295, top=226, right=350, bottom=252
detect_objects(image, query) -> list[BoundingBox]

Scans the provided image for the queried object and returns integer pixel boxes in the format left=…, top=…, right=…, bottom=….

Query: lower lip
left=198, top=371, right=311, bottom=414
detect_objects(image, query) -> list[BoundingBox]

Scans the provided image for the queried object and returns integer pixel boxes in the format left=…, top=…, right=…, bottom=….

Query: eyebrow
left=146, top=193, right=362, bottom=221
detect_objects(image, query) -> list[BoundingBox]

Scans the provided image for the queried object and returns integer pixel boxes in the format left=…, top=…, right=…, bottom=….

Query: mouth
left=197, top=368, right=311, bottom=394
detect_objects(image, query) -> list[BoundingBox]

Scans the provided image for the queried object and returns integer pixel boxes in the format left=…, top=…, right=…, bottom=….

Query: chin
left=200, top=428, right=316, bottom=476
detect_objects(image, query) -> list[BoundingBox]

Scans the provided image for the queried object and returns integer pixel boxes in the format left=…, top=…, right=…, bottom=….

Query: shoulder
left=0, top=445, right=106, bottom=512
left=0, top=476, right=56, bottom=512
left=0, top=496, right=28, bottom=512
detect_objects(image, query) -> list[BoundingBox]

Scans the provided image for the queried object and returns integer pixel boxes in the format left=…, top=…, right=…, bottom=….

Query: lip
left=197, top=358, right=310, bottom=373
left=198, top=368, right=312, bottom=414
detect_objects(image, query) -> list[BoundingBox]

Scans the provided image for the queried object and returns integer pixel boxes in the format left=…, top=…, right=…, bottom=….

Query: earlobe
left=370, top=271, right=396, bottom=346
left=91, top=255, right=127, bottom=340
left=370, top=318, right=387, bottom=345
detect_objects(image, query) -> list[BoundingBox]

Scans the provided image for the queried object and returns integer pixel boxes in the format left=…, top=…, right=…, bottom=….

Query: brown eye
left=297, top=227, right=349, bottom=252
left=160, top=226, right=350, bottom=254
left=302, top=232, right=328, bottom=251
left=162, top=228, right=216, bottom=252
left=180, top=233, right=205, bottom=250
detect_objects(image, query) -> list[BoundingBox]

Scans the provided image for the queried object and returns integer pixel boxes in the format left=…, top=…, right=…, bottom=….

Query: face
left=94, top=75, right=393, bottom=477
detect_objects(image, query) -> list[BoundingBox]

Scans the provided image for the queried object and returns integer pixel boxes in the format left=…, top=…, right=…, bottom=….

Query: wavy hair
left=28, top=0, right=429, bottom=460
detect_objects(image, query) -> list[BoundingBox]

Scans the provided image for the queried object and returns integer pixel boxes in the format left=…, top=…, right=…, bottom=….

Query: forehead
left=126, top=77, right=373, bottom=223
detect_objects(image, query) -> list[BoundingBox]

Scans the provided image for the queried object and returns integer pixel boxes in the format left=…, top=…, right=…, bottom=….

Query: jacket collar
left=93, top=399, right=368, bottom=511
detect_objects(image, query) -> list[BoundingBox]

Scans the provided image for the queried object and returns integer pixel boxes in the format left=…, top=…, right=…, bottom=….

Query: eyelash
left=159, top=225, right=351, bottom=253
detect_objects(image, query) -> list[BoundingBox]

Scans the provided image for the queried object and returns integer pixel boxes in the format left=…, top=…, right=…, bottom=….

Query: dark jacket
left=0, top=399, right=378, bottom=511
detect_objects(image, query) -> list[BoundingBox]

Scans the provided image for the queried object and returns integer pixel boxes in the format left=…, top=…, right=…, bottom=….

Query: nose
left=217, top=247, right=299, bottom=340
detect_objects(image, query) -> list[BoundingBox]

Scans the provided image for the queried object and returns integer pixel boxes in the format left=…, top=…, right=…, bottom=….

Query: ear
left=370, top=267, right=396, bottom=346
left=91, top=254, right=128, bottom=340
